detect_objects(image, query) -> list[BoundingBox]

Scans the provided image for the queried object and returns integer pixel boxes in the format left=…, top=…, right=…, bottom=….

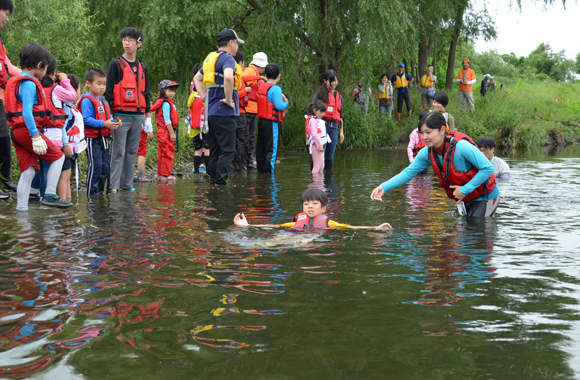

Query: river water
left=0, top=146, right=579, bottom=379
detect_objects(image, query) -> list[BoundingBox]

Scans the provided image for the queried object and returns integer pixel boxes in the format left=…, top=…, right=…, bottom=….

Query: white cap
left=250, top=52, right=269, bottom=68
left=484, top=74, right=491, bottom=78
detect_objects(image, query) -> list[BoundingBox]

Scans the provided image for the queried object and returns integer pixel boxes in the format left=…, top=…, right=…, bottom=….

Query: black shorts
left=192, top=133, right=209, bottom=150
left=62, top=155, right=76, bottom=171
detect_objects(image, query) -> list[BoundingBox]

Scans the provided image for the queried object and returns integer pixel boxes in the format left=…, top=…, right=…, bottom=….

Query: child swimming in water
left=234, top=189, right=391, bottom=230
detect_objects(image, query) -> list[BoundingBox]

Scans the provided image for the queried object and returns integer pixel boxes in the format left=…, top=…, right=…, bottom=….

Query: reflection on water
left=0, top=147, right=579, bottom=379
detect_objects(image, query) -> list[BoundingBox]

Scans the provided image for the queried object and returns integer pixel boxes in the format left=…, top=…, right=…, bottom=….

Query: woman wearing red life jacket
left=312, top=70, right=344, bottom=172
left=371, top=112, right=499, bottom=217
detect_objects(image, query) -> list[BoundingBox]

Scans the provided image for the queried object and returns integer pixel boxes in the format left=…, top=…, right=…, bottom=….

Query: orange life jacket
left=257, top=82, right=285, bottom=122
left=322, top=91, right=342, bottom=123
left=5, top=75, right=51, bottom=130
left=151, top=98, right=179, bottom=130
left=428, top=131, right=497, bottom=203
left=112, top=57, right=146, bottom=113
left=77, top=94, right=112, bottom=138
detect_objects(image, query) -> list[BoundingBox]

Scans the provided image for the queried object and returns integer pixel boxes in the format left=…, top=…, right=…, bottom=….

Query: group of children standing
left=4, top=24, right=187, bottom=211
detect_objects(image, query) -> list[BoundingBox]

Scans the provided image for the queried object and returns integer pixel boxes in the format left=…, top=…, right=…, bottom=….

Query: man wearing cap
left=456, top=58, right=476, bottom=111
left=391, top=63, right=414, bottom=121
left=242, top=52, right=268, bottom=169
left=480, top=74, right=490, bottom=97
left=194, top=28, right=243, bottom=186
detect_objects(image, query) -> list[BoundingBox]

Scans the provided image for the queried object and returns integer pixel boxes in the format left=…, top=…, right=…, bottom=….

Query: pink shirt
left=51, top=79, right=78, bottom=103
left=308, top=117, right=323, bottom=150
left=407, top=128, right=420, bottom=163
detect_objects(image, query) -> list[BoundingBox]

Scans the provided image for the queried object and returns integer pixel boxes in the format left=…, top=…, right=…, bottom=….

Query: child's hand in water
left=375, top=223, right=392, bottom=230
left=234, top=213, right=249, bottom=226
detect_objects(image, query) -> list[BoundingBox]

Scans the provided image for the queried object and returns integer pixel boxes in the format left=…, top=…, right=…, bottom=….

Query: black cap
left=217, top=29, right=244, bottom=45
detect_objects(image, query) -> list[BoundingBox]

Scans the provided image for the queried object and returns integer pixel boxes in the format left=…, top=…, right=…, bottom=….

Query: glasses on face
left=122, top=38, right=136, bottom=43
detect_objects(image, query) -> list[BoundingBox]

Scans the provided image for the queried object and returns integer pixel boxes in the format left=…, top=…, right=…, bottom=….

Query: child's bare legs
left=311, top=148, right=324, bottom=174
left=58, top=169, right=72, bottom=202
left=137, top=156, right=146, bottom=180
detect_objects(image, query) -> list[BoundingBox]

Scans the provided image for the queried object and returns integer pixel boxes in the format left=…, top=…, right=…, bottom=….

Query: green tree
left=4, top=0, right=97, bottom=73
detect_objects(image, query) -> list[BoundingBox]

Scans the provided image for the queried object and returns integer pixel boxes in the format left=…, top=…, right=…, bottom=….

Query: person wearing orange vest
left=79, top=68, right=121, bottom=196
left=104, top=27, right=151, bottom=193
left=233, top=50, right=250, bottom=172
left=256, top=63, right=288, bottom=173
left=0, top=0, right=21, bottom=197
left=242, top=52, right=268, bottom=169
left=6, top=43, right=72, bottom=210
left=151, top=80, right=180, bottom=181
left=313, top=69, right=344, bottom=172
left=456, top=58, right=476, bottom=112
left=391, top=63, right=414, bottom=121
left=378, top=73, right=393, bottom=118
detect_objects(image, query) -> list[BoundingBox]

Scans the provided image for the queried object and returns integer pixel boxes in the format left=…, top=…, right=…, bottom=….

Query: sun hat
left=250, top=52, right=269, bottom=68
left=484, top=74, right=491, bottom=78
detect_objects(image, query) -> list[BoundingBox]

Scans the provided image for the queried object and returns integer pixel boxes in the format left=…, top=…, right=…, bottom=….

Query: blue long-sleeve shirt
left=381, top=139, right=499, bottom=203
left=80, top=94, right=106, bottom=129
left=17, top=73, right=40, bottom=136
left=162, top=102, right=172, bottom=125
left=266, top=84, right=289, bottom=112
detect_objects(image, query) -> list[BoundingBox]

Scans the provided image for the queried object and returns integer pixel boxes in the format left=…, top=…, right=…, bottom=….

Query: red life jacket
left=323, top=91, right=342, bottom=123
left=151, top=98, right=179, bottom=130
left=304, top=115, right=313, bottom=145
left=0, top=40, right=9, bottom=89
left=77, top=94, right=112, bottom=138
left=5, top=76, right=51, bottom=130
left=257, top=82, right=285, bottom=122
left=246, top=66, right=260, bottom=102
left=428, top=131, right=497, bottom=204
left=189, top=94, right=204, bottom=129
left=44, top=84, right=68, bottom=129
left=291, top=213, right=329, bottom=229
left=112, top=57, right=146, bottom=113
left=412, top=133, right=426, bottom=157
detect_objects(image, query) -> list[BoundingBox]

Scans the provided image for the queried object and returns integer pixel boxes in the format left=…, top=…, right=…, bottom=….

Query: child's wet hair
left=19, top=43, right=51, bottom=70
left=85, top=67, right=106, bottom=83
left=0, top=0, right=14, bottom=13
left=300, top=189, right=328, bottom=208
left=235, top=51, right=245, bottom=65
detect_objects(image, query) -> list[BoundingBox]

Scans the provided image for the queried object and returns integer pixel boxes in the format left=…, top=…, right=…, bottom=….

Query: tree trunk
left=418, top=35, right=428, bottom=81
left=445, top=0, right=468, bottom=91
left=432, top=38, right=437, bottom=74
